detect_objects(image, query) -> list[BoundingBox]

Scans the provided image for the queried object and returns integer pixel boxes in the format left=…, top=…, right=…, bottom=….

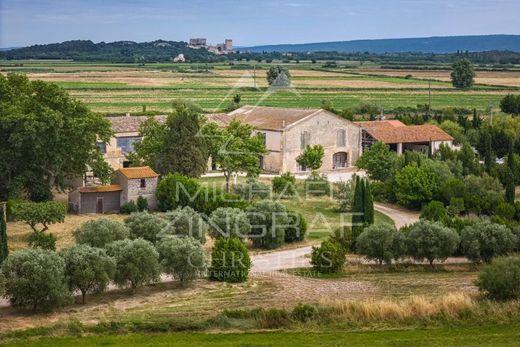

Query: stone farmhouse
left=358, top=120, right=454, bottom=155
left=101, top=106, right=453, bottom=175
left=69, top=166, right=158, bottom=214
left=222, top=106, right=361, bottom=173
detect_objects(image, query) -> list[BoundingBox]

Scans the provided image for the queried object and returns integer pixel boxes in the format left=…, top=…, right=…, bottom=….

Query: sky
left=1, top=0, right=520, bottom=48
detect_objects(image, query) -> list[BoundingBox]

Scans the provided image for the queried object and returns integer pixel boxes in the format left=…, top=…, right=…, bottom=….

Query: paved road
left=250, top=203, right=420, bottom=273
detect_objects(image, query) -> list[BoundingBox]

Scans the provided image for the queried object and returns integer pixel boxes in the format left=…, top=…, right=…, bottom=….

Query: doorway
left=96, top=198, right=103, bottom=214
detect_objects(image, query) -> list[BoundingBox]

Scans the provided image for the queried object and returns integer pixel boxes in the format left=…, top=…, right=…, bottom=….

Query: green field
left=6, top=324, right=520, bottom=347
left=2, top=60, right=518, bottom=113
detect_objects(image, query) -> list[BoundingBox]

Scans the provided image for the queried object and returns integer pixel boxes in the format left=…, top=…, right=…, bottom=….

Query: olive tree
left=208, top=207, right=251, bottom=240
left=310, top=239, right=345, bottom=273
left=461, top=222, right=517, bottom=263
left=356, top=224, right=404, bottom=265
left=11, top=200, right=66, bottom=233
left=476, top=256, right=520, bottom=300
left=124, top=212, right=167, bottom=244
left=247, top=200, right=289, bottom=249
left=157, top=236, right=206, bottom=285
left=1, top=249, right=70, bottom=310
left=406, top=220, right=460, bottom=267
left=73, top=218, right=130, bottom=248
left=106, top=239, right=160, bottom=289
left=158, top=206, right=208, bottom=244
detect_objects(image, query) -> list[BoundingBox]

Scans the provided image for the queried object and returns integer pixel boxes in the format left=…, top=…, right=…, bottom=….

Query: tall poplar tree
left=0, top=204, right=8, bottom=264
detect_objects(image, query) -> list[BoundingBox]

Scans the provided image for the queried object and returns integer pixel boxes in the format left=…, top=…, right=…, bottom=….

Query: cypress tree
left=0, top=204, right=8, bottom=264
left=364, top=180, right=374, bottom=225
left=472, top=108, right=481, bottom=129
left=505, top=168, right=516, bottom=204
left=507, top=138, right=515, bottom=174
left=484, top=132, right=494, bottom=174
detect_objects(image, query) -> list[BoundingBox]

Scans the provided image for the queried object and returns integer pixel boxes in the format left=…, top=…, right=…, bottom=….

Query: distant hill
left=0, top=40, right=222, bottom=62
left=0, top=47, right=19, bottom=51
left=245, top=35, right=520, bottom=53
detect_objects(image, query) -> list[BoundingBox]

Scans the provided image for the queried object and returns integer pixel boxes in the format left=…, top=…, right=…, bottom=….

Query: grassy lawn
left=6, top=324, right=520, bottom=346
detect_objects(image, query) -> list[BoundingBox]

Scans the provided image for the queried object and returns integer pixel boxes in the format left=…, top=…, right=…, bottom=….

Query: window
left=97, top=142, right=107, bottom=154
left=116, top=136, right=141, bottom=154
left=140, top=179, right=146, bottom=188
left=337, top=129, right=346, bottom=147
left=298, top=163, right=308, bottom=172
left=300, top=131, right=311, bottom=149
left=333, top=152, right=348, bottom=169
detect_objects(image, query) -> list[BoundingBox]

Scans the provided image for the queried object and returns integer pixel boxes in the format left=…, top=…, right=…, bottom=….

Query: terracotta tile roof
left=108, top=115, right=167, bottom=134
left=358, top=120, right=454, bottom=144
left=79, top=184, right=122, bottom=193
left=204, top=113, right=233, bottom=128
left=227, top=106, right=325, bottom=131
left=117, top=166, right=159, bottom=179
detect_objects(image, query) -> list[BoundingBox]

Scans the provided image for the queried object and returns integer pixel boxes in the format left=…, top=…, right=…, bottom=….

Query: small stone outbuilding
left=68, top=166, right=159, bottom=214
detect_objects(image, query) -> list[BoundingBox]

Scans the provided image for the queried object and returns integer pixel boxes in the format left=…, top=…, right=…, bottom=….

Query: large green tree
left=0, top=74, right=112, bottom=200
left=356, top=142, right=398, bottom=182
left=500, top=94, right=520, bottom=116
left=207, top=120, right=266, bottom=192
left=266, top=66, right=291, bottom=87
left=450, top=58, right=475, bottom=89
left=296, top=145, right=325, bottom=175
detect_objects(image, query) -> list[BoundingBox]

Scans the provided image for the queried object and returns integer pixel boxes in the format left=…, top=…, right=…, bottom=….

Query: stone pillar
left=397, top=143, right=403, bottom=155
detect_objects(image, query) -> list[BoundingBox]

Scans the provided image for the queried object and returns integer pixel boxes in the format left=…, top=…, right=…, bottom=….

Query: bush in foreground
left=73, top=218, right=130, bottom=248
left=461, top=222, right=517, bottom=263
left=106, top=239, right=160, bottom=289
left=1, top=249, right=70, bottom=310
left=27, top=230, right=57, bottom=250
left=209, top=237, right=251, bottom=282
left=160, top=206, right=208, bottom=244
left=157, top=236, right=206, bottom=285
left=272, top=173, right=296, bottom=197
left=284, top=211, right=307, bottom=243
left=247, top=200, right=288, bottom=249
left=476, top=256, right=520, bottom=300
left=407, top=220, right=460, bottom=267
left=208, top=207, right=251, bottom=240
left=356, top=224, right=404, bottom=265
left=124, top=212, right=167, bottom=244
left=311, top=239, right=345, bottom=273
left=60, top=245, right=116, bottom=304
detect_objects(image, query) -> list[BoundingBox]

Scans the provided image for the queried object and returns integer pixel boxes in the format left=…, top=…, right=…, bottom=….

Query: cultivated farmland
left=2, top=60, right=519, bottom=113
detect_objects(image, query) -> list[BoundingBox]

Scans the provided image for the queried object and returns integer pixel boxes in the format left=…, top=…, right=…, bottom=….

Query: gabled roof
left=358, top=120, right=453, bottom=144
left=227, top=106, right=327, bottom=131
left=117, top=166, right=159, bottom=179
left=79, top=184, right=122, bottom=193
left=108, top=115, right=167, bottom=134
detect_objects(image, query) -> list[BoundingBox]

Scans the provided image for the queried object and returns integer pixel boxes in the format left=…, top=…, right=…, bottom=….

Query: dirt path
left=374, top=202, right=419, bottom=228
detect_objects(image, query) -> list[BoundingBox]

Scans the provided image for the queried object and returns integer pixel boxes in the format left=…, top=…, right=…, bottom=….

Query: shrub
left=330, top=226, right=353, bottom=253
left=194, top=187, right=248, bottom=215
left=208, top=207, right=251, bottom=240
left=156, top=173, right=202, bottom=212
left=60, top=245, right=116, bottom=304
left=159, top=206, right=208, bottom=244
left=106, top=239, right=160, bottom=289
left=447, top=197, right=465, bottom=216
left=27, top=230, right=57, bottom=251
left=311, top=239, right=345, bottom=273
left=406, top=220, right=460, bottom=267
left=356, top=224, right=404, bottom=265
left=461, top=222, right=517, bottom=263
left=73, top=218, right=130, bottom=248
left=272, top=173, right=296, bottom=197
left=292, top=303, right=319, bottom=322
left=136, top=196, right=148, bottom=212
left=257, top=308, right=291, bottom=329
left=157, top=236, right=206, bottom=285
left=333, top=178, right=355, bottom=212
left=394, top=164, right=436, bottom=209
left=1, top=249, right=70, bottom=311
left=476, top=256, right=520, bottom=300
left=495, top=202, right=516, bottom=221
left=247, top=200, right=288, bottom=249
left=209, top=237, right=251, bottom=282
left=304, top=174, right=330, bottom=196
left=124, top=212, right=167, bottom=244
left=120, top=201, right=137, bottom=214
left=233, top=178, right=271, bottom=201
left=420, top=201, right=448, bottom=222
left=0, top=271, right=5, bottom=297
left=284, top=211, right=307, bottom=243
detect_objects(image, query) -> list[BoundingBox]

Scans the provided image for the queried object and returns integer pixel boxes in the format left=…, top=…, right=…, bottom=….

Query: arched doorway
left=332, top=152, right=348, bottom=169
